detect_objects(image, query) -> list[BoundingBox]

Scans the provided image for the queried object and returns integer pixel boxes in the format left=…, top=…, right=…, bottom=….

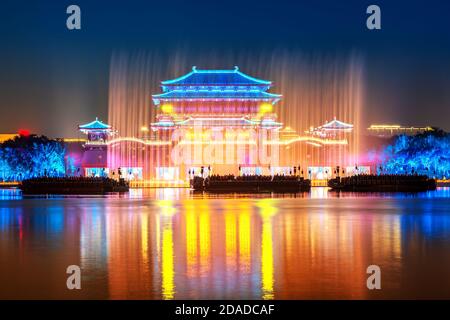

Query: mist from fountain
left=107, top=49, right=364, bottom=180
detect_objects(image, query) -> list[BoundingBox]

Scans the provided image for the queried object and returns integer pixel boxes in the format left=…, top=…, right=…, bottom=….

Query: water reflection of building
left=105, top=208, right=155, bottom=299
left=158, top=198, right=257, bottom=299
left=6, top=194, right=450, bottom=299
left=258, top=199, right=276, bottom=300
left=161, top=213, right=175, bottom=299
left=79, top=207, right=110, bottom=298
left=112, top=197, right=447, bottom=299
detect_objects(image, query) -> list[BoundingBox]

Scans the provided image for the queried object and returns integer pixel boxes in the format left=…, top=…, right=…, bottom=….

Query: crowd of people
left=191, top=172, right=311, bottom=191
left=272, top=174, right=304, bottom=181
left=337, top=174, right=431, bottom=186
left=208, top=174, right=236, bottom=181
left=206, top=174, right=304, bottom=182
left=21, top=176, right=128, bottom=188
left=236, top=175, right=274, bottom=181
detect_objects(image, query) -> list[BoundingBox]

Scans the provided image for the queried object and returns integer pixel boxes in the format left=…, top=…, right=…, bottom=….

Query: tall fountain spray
left=107, top=50, right=364, bottom=180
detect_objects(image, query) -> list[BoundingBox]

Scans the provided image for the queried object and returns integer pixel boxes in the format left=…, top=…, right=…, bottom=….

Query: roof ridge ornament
left=79, top=117, right=112, bottom=131
left=159, top=67, right=273, bottom=87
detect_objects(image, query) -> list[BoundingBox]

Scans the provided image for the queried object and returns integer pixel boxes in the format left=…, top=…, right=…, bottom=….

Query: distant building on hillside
left=367, top=124, right=433, bottom=137
left=0, top=134, right=19, bottom=143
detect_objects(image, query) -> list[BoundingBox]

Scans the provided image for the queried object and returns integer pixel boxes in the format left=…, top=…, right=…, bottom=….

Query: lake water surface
left=1, top=187, right=450, bottom=299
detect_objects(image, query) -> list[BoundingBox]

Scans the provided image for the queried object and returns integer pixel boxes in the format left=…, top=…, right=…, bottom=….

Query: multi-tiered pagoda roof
left=151, top=67, right=283, bottom=130
left=152, top=66, right=281, bottom=105
left=308, top=117, right=353, bottom=138
left=78, top=117, right=112, bottom=133
left=318, top=118, right=353, bottom=132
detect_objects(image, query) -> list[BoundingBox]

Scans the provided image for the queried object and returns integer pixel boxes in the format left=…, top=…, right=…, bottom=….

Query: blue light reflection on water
left=2, top=187, right=450, bottom=201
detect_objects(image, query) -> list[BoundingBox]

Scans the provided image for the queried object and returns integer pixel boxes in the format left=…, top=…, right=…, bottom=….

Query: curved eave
left=152, top=92, right=282, bottom=105
left=161, top=66, right=272, bottom=86
left=79, top=128, right=115, bottom=134
left=78, top=126, right=112, bottom=131
left=261, top=122, right=283, bottom=127
left=152, top=91, right=282, bottom=98
left=79, top=118, right=111, bottom=130
left=235, top=69, right=271, bottom=85
left=320, top=119, right=353, bottom=130
left=318, top=125, right=353, bottom=131
left=153, top=98, right=281, bottom=106
left=320, top=127, right=353, bottom=131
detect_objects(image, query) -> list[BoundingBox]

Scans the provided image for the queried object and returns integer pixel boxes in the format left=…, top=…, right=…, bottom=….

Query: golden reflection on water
left=159, top=200, right=176, bottom=300
left=185, top=202, right=198, bottom=278
left=199, top=208, right=211, bottom=276
left=161, top=221, right=174, bottom=299
left=82, top=197, right=406, bottom=299
left=238, top=208, right=251, bottom=274
left=225, top=207, right=237, bottom=272
left=140, top=212, right=149, bottom=270
left=258, top=199, right=277, bottom=300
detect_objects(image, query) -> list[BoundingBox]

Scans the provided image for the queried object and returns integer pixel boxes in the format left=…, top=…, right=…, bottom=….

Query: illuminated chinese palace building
left=150, top=66, right=283, bottom=180
left=279, top=118, right=358, bottom=180
left=78, top=117, right=115, bottom=177
left=93, top=67, right=360, bottom=185
left=308, top=117, right=353, bottom=138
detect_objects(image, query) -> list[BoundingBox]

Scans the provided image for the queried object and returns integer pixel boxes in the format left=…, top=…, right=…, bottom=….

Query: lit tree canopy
left=381, top=129, right=450, bottom=178
left=0, top=135, right=66, bottom=181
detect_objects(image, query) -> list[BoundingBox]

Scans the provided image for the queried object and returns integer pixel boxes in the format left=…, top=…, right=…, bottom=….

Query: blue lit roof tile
left=153, top=90, right=281, bottom=101
left=161, top=66, right=272, bottom=86
left=79, top=117, right=111, bottom=130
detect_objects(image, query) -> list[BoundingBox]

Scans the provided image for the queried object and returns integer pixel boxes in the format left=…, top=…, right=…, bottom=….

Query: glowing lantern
left=18, top=129, right=30, bottom=137
left=259, top=103, right=273, bottom=114
left=161, top=104, right=174, bottom=114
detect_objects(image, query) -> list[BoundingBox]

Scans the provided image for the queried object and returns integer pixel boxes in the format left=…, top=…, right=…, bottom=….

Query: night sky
left=0, top=0, right=449, bottom=137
